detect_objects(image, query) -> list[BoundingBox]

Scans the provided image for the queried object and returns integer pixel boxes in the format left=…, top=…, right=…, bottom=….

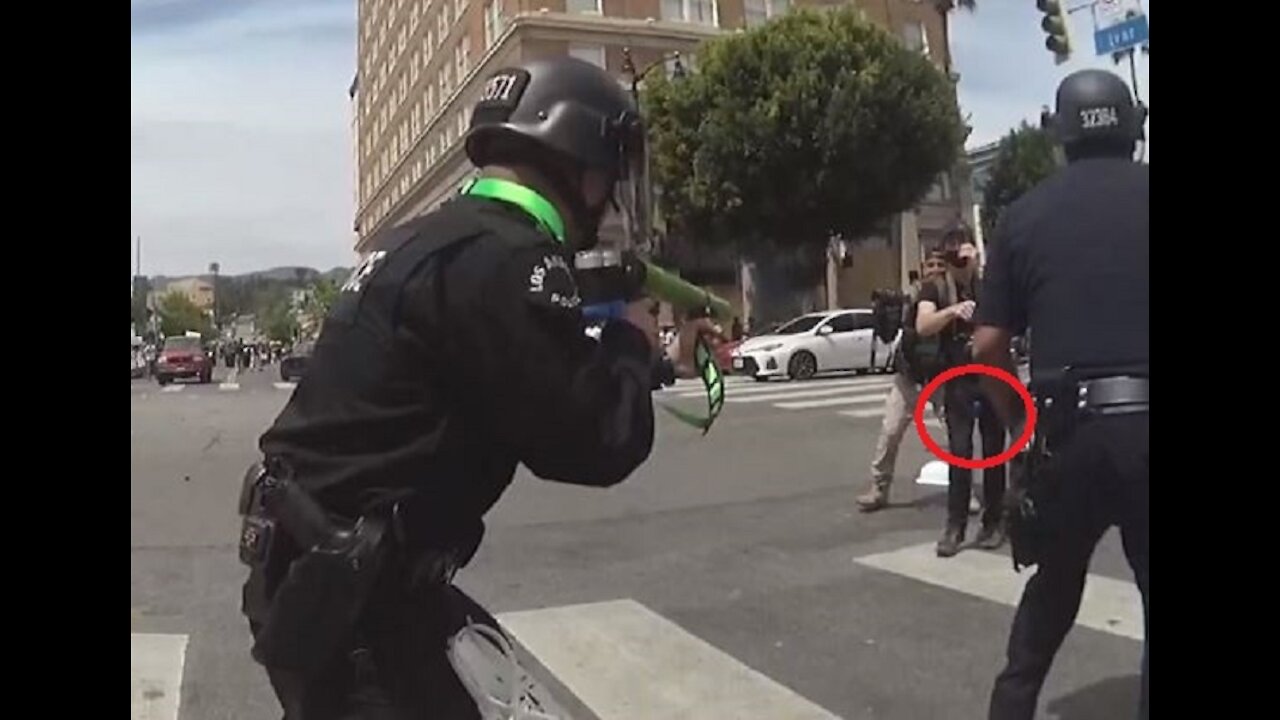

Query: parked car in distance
left=155, top=335, right=213, bottom=385
left=280, top=341, right=315, bottom=383
left=729, top=309, right=895, bottom=381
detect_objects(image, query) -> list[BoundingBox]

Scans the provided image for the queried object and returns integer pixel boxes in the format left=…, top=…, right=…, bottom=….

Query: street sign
left=1094, top=14, right=1149, bottom=55
left=1093, top=0, right=1149, bottom=56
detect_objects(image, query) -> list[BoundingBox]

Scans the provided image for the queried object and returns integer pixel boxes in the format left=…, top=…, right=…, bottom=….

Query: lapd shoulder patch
left=342, top=250, right=388, bottom=294
left=523, top=252, right=581, bottom=311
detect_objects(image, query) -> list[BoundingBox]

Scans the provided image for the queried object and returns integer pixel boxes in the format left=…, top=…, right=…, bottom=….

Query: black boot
left=974, top=522, right=1006, bottom=550
left=936, top=523, right=965, bottom=558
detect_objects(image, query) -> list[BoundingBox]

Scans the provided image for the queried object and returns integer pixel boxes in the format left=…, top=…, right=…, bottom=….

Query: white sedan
left=730, top=309, right=896, bottom=381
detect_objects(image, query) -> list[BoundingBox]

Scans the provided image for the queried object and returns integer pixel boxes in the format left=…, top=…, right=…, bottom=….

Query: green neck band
left=463, top=177, right=566, bottom=244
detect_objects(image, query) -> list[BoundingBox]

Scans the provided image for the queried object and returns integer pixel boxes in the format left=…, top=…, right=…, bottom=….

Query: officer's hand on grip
left=623, top=298, right=661, bottom=357
left=674, top=317, right=725, bottom=379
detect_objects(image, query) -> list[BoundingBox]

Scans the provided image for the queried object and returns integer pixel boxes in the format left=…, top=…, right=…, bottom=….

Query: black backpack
left=899, top=278, right=953, bottom=386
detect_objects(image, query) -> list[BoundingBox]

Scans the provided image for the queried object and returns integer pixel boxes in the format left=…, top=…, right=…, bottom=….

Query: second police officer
left=237, top=56, right=707, bottom=719
left=972, top=68, right=1149, bottom=720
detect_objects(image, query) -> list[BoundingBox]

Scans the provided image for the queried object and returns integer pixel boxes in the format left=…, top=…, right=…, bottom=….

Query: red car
left=712, top=337, right=743, bottom=372
left=155, top=335, right=213, bottom=385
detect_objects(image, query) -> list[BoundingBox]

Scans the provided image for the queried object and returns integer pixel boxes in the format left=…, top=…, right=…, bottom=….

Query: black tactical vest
left=259, top=199, right=500, bottom=514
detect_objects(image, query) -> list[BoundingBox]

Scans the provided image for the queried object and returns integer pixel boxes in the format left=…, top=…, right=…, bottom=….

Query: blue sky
left=951, top=1, right=1150, bottom=151
left=130, top=0, right=1151, bottom=276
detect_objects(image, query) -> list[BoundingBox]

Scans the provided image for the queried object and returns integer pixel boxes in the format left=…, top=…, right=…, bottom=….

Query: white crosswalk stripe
left=499, top=599, right=839, bottom=719
left=132, top=570, right=1138, bottom=719
left=659, top=373, right=914, bottom=422
left=776, top=394, right=890, bottom=410
left=131, top=633, right=188, bottom=720
left=841, top=407, right=944, bottom=429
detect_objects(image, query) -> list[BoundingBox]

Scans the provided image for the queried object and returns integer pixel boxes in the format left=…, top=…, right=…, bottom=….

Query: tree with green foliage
left=308, top=279, right=339, bottom=319
left=158, top=292, right=213, bottom=339
left=643, top=6, right=965, bottom=287
left=261, top=301, right=299, bottom=344
left=981, top=122, right=1058, bottom=238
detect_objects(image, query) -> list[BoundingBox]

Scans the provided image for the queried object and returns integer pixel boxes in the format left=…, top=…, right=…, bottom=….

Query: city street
left=131, top=367, right=1144, bottom=720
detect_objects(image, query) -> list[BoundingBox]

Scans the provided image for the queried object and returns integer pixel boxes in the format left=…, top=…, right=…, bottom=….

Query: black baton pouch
left=251, top=517, right=388, bottom=677
left=238, top=464, right=280, bottom=568
left=1005, top=448, right=1060, bottom=572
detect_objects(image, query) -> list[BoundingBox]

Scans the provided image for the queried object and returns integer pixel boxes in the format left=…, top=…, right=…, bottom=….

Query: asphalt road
left=131, top=365, right=1144, bottom=720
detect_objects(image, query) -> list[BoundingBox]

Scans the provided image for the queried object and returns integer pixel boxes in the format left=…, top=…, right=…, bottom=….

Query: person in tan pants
left=857, top=254, right=947, bottom=512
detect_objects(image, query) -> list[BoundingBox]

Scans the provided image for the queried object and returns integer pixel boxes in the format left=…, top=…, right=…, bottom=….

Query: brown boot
left=856, top=480, right=890, bottom=512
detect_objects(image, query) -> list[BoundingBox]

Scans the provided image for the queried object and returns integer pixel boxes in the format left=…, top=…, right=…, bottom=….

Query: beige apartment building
left=148, top=277, right=215, bottom=313
left=352, top=0, right=966, bottom=318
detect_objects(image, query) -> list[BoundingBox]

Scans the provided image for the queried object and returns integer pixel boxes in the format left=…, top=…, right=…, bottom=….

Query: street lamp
left=621, top=47, right=686, bottom=97
left=620, top=47, right=687, bottom=257
left=208, top=262, right=221, bottom=333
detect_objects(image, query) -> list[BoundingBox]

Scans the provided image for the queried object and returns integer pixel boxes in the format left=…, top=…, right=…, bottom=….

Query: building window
left=568, top=43, right=606, bottom=69
left=901, top=22, right=929, bottom=55
left=436, top=11, right=448, bottom=45
left=453, top=0, right=467, bottom=21
left=661, top=0, right=717, bottom=26
left=457, top=111, right=468, bottom=138
left=567, top=0, right=601, bottom=13
left=483, top=0, right=505, bottom=48
left=454, top=36, right=470, bottom=81
left=924, top=173, right=951, bottom=202
left=743, top=0, right=788, bottom=28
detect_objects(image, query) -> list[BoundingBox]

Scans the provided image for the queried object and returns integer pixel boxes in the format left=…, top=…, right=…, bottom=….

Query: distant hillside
left=149, top=266, right=351, bottom=289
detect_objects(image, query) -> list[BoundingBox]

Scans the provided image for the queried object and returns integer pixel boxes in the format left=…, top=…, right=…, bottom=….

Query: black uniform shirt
left=259, top=195, right=655, bottom=535
left=976, top=158, right=1149, bottom=385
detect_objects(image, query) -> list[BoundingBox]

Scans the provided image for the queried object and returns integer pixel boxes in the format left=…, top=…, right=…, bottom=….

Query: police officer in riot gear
left=972, top=68, right=1149, bottom=720
left=238, top=56, right=691, bottom=719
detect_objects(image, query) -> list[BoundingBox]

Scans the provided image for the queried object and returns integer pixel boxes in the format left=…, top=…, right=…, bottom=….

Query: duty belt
left=1073, top=375, right=1149, bottom=416
left=1036, top=375, right=1149, bottom=424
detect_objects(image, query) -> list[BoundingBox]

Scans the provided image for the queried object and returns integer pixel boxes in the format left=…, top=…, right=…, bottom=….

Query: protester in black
left=915, top=229, right=1006, bottom=557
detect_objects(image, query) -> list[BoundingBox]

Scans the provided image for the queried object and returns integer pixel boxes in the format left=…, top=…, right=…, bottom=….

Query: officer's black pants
left=989, top=413, right=1149, bottom=720
left=251, top=583, right=483, bottom=720
left=943, top=378, right=1006, bottom=528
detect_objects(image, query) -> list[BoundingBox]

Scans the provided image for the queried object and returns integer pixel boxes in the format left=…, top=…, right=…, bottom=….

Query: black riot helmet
left=464, top=57, right=650, bottom=250
left=1046, top=69, right=1146, bottom=161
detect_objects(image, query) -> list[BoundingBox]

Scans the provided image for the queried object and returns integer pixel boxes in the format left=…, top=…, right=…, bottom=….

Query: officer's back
left=990, top=133, right=1148, bottom=385
left=262, top=194, right=628, bottom=524
left=977, top=68, right=1150, bottom=720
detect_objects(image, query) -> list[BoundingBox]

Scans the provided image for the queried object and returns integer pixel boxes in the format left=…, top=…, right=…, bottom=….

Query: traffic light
left=1036, top=0, right=1071, bottom=65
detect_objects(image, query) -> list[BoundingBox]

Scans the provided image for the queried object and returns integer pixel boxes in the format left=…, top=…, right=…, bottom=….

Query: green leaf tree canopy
left=158, top=292, right=213, bottom=339
left=644, top=6, right=964, bottom=274
left=261, top=301, right=299, bottom=344
left=981, top=122, right=1057, bottom=238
